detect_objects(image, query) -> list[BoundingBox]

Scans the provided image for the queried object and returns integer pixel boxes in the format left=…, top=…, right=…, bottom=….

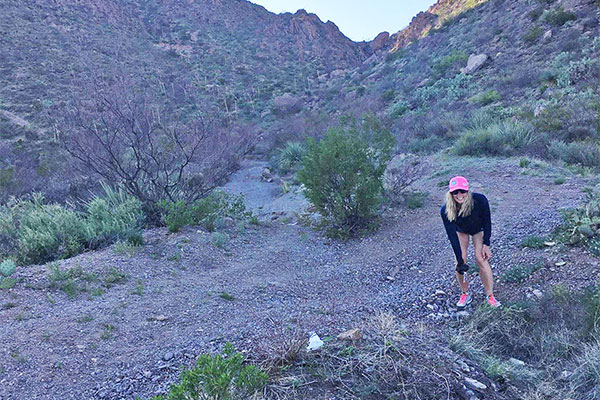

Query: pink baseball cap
left=449, top=176, right=469, bottom=192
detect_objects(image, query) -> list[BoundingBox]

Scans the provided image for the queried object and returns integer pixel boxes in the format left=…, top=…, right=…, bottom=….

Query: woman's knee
left=475, top=253, right=486, bottom=265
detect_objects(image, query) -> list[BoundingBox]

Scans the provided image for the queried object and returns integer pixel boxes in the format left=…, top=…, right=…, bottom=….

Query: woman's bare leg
left=456, top=232, right=470, bottom=293
left=473, top=232, right=494, bottom=296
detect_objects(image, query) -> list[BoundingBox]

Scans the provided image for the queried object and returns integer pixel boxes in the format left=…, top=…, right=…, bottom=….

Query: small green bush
left=548, top=140, right=600, bottom=168
left=160, top=191, right=250, bottom=233
left=86, top=183, right=144, bottom=247
left=298, top=115, right=394, bottom=238
left=0, top=185, right=145, bottom=265
left=519, top=157, right=531, bottom=168
left=468, top=90, right=502, bottom=106
left=542, top=7, right=577, bottom=26
left=501, top=263, right=542, bottom=283
left=17, top=195, right=93, bottom=265
left=151, top=343, right=268, bottom=400
left=522, top=25, right=544, bottom=46
left=0, top=259, right=16, bottom=278
left=529, top=7, right=544, bottom=21
left=520, top=235, right=547, bottom=249
left=432, top=50, right=468, bottom=77
left=381, top=89, right=395, bottom=103
left=405, top=192, right=428, bottom=209
left=160, top=200, right=192, bottom=233
left=211, top=232, right=230, bottom=249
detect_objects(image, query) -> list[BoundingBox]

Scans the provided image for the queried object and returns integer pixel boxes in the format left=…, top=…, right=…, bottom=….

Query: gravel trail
left=0, top=157, right=592, bottom=399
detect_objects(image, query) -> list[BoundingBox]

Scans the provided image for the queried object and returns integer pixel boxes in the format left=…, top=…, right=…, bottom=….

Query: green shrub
left=211, top=232, right=230, bottom=249
left=454, top=120, right=538, bottom=156
left=542, top=7, right=577, bottom=26
left=297, top=115, right=394, bottom=238
left=414, top=74, right=474, bottom=106
left=381, top=89, right=395, bottom=103
left=501, top=263, right=542, bottom=283
left=405, top=192, right=428, bottom=209
left=520, top=235, right=547, bottom=249
left=519, top=157, right=531, bottom=168
left=529, top=7, right=544, bottom=21
left=152, top=343, right=268, bottom=400
left=407, top=136, right=446, bottom=154
left=17, top=195, right=93, bottom=265
left=468, top=90, right=502, bottom=106
left=389, top=100, right=409, bottom=118
left=432, top=50, right=468, bottom=77
left=548, top=140, right=600, bottom=168
left=0, top=186, right=145, bottom=265
left=160, top=200, right=192, bottom=233
left=160, top=191, right=250, bottom=233
left=0, top=259, right=16, bottom=278
left=86, top=183, right=144, bottom=246
left=522, top=25, right=544, bottom=46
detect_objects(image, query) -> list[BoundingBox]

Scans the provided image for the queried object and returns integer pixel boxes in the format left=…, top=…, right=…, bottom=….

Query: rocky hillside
left=0, top=0, right=372, bottom=200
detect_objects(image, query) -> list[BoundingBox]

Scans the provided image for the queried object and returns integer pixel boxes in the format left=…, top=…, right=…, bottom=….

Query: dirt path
left=0, top=157, right=592, bottom=399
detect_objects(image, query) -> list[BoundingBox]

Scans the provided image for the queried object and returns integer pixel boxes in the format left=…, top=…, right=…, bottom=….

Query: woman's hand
left=482, top=245, right=492, bottom=261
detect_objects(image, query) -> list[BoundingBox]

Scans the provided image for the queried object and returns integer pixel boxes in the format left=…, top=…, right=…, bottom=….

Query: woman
left=440, top=176, right=501, bottom=309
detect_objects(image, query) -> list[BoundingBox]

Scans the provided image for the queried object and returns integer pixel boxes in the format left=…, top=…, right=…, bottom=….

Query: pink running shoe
left=456, top=292, right=472, bottom=309
left=487, top=294, right=501, bottom=308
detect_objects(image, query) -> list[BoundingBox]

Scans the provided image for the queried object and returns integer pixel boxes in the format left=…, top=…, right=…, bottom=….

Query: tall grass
left=454, top=119, right=539, bottom=156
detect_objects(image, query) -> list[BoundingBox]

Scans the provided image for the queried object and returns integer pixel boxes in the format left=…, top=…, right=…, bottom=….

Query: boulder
left=460, top=54, right=488, bottom=74
left=272, top=94, right=303, bottom=116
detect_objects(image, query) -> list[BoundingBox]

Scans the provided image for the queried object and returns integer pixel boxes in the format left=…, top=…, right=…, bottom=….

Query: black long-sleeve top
left=440, top=192, right=491, bottom=265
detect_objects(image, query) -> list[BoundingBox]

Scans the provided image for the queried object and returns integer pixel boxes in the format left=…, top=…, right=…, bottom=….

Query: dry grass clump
left=264, top=312, right=501, bottom=400
left=452, top=286, right=600, bottom=400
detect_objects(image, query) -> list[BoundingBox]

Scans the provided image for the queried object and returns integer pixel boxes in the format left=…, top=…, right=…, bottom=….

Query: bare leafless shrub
left=57, top=74, right=252, bottom=222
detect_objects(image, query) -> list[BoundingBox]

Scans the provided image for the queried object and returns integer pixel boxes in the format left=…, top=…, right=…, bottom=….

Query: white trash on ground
left=307, top=332, right=324, bottom=351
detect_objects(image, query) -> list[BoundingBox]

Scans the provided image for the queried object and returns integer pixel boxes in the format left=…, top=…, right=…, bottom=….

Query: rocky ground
left=0, top=156, right=596, bottom=400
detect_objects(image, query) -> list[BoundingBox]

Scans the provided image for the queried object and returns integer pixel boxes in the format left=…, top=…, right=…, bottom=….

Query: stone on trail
left=464, top=377, right=487, bottom=391
left=555, top=261, right=567, bottom=267
left=337, top=328, right=362, bottom=341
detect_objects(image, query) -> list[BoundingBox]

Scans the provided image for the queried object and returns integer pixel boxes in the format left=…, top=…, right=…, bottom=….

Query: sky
left=250, top=0, right=436, bottom=42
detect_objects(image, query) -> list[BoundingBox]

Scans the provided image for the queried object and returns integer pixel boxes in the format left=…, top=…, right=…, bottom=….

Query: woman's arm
left=480, top=194, right=492, bottom=246
left=441, top=206, right=464, bottom=265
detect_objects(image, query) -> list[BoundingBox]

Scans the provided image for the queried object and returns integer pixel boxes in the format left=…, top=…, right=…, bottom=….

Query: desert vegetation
left=2, top=0, right=600, bottom=399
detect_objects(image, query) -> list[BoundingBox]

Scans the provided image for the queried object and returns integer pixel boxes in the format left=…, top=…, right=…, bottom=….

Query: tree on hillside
left=57, top=74, right=253, bottom=222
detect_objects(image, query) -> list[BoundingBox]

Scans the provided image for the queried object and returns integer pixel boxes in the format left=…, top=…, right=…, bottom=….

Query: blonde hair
left=445, top=191, right=473, bottom=222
